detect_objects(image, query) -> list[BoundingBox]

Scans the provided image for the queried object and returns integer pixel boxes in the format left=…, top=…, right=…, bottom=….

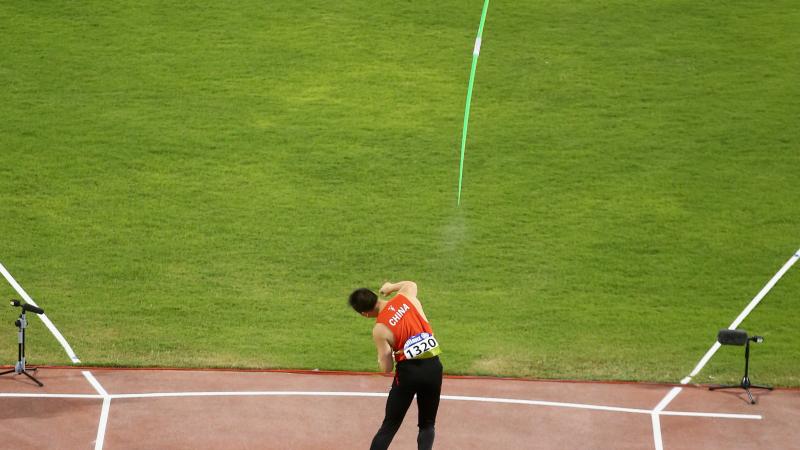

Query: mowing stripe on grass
left=680, top=247, right=800, bottom=385
left=457, top=0, right=490, bottom=206
left=0, top=262, right=81, bottom=363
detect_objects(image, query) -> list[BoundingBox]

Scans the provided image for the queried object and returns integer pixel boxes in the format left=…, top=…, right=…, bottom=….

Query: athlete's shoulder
left=401, top=295, right=429, bottom=322
left=396, top=293, right=423, bottom=310
left=373, top=322, right=392, bottom=337
left=393, top=292, right=420, bottom=305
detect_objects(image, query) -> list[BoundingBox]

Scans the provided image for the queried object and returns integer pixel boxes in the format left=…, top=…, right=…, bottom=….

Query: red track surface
left=1, top=367, right=797, bottom=449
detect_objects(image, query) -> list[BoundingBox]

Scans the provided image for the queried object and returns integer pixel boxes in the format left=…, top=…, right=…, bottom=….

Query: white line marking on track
left=95, top=397, right=111, bottom=450
left=0, top=393, right=102, bottom=399
left=658, top=410, right=761, bottom=420
left=0, top=262, right=81, bottom=363
left=48, top=390, right=752, bottom=420
left=82, top=371, right=109, bottom=397
left=651, top=413, right=664, bottom=450
left=0, top=388, right=762, bottom=421
left=82, top=371, right=111, bottom=450
left=651, top=387, right=682, bottom=450
left=443, top=394, right=651, bottom=415
left=110, top=391, right=650, bottom=415
left=654, top=387, right=682, bottom=412
left=110, top=391, right=390, bottom=400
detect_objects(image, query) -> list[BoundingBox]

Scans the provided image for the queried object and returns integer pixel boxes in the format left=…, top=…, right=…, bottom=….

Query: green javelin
left=457, top=0, right=490, bottom=206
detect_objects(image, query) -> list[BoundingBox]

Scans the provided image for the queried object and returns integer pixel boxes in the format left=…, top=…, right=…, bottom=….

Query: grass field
left=1, top=1, right=799, bottom=386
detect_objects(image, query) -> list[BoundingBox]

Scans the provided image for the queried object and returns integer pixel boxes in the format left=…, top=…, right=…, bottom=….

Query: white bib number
left=402, top=333, right=439, bottom=360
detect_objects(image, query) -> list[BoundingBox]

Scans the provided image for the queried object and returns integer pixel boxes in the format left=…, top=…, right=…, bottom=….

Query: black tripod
left=709, top=331, right=772, bottom=404
left=0, top=300, right=44, bottom=386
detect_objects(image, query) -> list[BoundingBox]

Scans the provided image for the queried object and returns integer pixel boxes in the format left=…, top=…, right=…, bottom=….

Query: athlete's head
left=349, top=288, right=378, bottom=317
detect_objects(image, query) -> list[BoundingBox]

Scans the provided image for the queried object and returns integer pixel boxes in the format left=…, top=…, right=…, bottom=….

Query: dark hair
left=349, top=288, right=377, bottom=313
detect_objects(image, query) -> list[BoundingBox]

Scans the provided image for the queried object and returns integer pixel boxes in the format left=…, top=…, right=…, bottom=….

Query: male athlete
left=349, top=281, right=443, bottom=450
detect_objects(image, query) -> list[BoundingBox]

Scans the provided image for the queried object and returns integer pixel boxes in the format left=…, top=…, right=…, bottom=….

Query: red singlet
left=375, top=294, right=435, bottom=362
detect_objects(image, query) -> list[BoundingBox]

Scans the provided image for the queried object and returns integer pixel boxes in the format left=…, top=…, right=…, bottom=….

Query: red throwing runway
left=1, top=367, right=797, bottom=449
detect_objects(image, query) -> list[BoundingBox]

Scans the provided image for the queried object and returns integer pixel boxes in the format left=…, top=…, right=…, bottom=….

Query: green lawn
left=1, top=1, right=798, bottom=386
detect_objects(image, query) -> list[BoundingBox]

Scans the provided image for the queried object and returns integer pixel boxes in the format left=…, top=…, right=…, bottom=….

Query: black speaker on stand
left=708, top=329, right=772, bottom=404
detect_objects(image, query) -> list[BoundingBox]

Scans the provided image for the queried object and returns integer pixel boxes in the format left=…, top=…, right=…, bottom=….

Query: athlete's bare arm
left=379, top=281, right=417, bottom=298
left=372, top=325, right=394, bottom=373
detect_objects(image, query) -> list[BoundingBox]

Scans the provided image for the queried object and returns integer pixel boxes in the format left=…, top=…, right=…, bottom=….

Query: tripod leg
left=750, top=385, right=774, bottom=391
left=22, top=370, right=44, bottom=387
left=0, top=369, right=16, bottom=376
left=745, top=388, right=755, bottom=404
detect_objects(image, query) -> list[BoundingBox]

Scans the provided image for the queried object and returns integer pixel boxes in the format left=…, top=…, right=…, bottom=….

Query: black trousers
left=370, top=356, right=443, bottom=450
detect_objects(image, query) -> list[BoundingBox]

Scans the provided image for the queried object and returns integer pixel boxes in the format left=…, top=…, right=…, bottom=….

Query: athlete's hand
left=379, top=282, right=393, bottom=297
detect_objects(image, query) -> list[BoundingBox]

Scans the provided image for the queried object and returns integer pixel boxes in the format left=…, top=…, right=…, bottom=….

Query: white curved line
left=85, top=390, right=758, bottom=420
left=0, top=389, right=763, bottom=420
left=0, top=262, right=81, bottom=363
